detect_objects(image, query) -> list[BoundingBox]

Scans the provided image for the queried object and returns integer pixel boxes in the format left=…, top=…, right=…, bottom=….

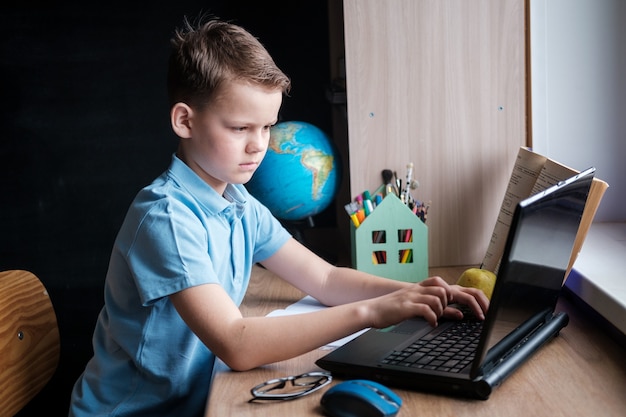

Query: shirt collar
left=168, top=154, right=247, bottom=219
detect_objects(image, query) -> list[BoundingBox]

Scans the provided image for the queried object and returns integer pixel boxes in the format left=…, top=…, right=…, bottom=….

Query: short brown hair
left=167, top=17, right=291, bottom=109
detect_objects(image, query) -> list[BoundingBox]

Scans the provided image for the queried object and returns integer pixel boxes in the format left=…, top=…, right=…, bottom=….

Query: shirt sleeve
left=243, top=188, right=292, bottom=263
left=127, top=199, right=218, bottom=306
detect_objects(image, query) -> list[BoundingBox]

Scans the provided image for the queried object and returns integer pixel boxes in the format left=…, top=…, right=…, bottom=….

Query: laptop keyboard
left=380, top=320, right=483, bottom=373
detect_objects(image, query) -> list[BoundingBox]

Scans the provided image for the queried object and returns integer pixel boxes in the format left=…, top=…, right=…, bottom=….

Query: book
left=480, top=147, right=609, bottom=281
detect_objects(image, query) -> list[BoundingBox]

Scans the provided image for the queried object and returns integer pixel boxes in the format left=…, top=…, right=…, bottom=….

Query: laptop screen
left=472, top=168, right=595, bottom=377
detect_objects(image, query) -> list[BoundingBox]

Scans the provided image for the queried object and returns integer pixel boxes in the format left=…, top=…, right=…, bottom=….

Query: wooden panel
left=0, top=270, right=60, bottom=417
left=343, top=0, right=526, bottom=266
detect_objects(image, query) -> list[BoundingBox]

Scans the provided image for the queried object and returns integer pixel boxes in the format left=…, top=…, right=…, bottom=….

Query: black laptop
left=317, top=167, right=596, bottom=400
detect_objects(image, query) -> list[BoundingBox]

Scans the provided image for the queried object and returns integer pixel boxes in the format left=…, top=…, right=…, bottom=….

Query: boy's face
left=177, top=80, right=283, bottom=195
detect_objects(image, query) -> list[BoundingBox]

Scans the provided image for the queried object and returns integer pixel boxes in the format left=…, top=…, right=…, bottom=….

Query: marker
left=349, top=212, right=360, bottom=228
left=344, top=203, right=361, bottom=228
left=356, top=208, right=366, bottom=223
left=401, top=249, right=412, bottom=263
left=362, top=190, right=374, bottom=216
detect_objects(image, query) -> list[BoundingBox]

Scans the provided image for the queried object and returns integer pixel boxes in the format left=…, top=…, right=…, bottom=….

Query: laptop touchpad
left=383, top=318, right=430, bottom=335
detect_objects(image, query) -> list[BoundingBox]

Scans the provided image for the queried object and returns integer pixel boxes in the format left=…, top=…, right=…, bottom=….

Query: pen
left=403, top=162, right=414, bottom=206
left=394, top=171, right=400, bottom=194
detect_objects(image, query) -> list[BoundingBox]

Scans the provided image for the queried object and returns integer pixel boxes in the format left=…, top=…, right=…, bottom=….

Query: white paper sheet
left=266, top=295, right=369, bottom=348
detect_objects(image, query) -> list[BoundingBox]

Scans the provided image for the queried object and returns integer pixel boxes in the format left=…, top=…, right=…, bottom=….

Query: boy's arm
left=170, top=281, right=376, bottom=371
left=261, top=238, right=487, bottom=311
left=260, top=238, right=413, bottom=306
left=170, top=238, right=488, bottom=372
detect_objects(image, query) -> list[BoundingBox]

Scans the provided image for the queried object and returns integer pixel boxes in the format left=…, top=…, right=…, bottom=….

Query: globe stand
left=279, top=216, right=339, bottom=265
left=280, top=216, right=315, bottom=246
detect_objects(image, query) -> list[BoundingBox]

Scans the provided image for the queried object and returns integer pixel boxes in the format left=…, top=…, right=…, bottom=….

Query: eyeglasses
left=249, top=371, right=332, bottom=402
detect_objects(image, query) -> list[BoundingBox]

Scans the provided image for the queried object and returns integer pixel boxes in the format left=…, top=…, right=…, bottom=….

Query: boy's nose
left=247, top=131, right=268, bottom=153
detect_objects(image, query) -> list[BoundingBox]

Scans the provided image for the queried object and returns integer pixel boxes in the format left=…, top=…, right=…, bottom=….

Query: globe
left=246, top=121, right=341, bottom=221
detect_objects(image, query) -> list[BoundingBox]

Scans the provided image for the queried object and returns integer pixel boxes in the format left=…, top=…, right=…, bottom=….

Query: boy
left=69, top=17, right=488, bottom=417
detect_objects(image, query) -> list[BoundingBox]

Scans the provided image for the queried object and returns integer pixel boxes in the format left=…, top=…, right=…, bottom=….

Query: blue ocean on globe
left=246, top=121, right=341, bottom=221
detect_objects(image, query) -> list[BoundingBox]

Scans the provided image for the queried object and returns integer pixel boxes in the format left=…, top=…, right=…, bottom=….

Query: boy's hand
left=365, top=276, right=489, bottom=329
left=444, top=284, right=489, bottom=321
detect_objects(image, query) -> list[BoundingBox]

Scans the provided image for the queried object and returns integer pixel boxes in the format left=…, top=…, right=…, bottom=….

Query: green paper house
left=350, top=193, right=428, bottom=282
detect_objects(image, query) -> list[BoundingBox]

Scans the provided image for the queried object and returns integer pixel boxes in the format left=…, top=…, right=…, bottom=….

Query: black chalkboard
left=0, top=2, right=332, bottom=413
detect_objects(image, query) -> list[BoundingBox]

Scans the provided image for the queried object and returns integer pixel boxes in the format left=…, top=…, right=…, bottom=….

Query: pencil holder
left=350, top=193, right=428, bottom=282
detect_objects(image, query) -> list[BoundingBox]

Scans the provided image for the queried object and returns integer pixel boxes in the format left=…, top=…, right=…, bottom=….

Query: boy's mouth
left=240, top=161, right=260, bottom=171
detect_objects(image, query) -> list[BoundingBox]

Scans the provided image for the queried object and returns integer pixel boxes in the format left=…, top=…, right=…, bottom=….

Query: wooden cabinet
left=338, top=0, right=527, bottom=266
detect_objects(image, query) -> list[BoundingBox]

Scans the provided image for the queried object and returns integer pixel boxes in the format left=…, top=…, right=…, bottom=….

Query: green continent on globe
left=301, top=150, right=333, bottom=200
left=269, top=124, right=334, bottom=201
left=245, top=120, right=341, bottom=221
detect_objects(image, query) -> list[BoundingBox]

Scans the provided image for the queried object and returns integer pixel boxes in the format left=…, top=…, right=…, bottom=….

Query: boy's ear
left=170, top=102, right=193, bottom=138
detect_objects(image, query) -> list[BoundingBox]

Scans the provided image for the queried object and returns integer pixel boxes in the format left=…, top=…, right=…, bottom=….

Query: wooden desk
left=206, top=265, right=626, bottom=416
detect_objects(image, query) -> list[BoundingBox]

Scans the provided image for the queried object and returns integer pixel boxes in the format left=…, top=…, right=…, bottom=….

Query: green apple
left=456, top=268, right=497, bottom=300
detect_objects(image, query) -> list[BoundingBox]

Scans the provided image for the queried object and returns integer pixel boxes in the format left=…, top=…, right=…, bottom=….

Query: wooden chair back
left=0, top=270, right=60, bottom=417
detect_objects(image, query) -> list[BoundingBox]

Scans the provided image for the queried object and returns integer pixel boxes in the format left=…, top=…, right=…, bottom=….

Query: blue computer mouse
left=321, top=379, right=402, bottom=417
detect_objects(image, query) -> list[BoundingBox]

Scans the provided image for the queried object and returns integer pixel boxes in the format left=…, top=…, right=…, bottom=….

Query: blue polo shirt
left=69, top=154, right=291, bottom=417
